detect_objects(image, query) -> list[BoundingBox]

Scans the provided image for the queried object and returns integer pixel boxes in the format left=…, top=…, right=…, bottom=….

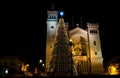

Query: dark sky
left=0, top=1, right=120, bottom=65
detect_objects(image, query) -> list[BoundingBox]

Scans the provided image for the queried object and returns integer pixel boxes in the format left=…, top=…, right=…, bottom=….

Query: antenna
left=80, top=17, right=82, bottom=28
left=76, top=23, right=79, bottom=28
left=52, top=4, right=54, bottom=10
left=72, top=16, right=74, bottom=27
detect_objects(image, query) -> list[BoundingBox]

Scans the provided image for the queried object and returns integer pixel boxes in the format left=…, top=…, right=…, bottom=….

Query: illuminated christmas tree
left=47, top=18, right=77, bottom=76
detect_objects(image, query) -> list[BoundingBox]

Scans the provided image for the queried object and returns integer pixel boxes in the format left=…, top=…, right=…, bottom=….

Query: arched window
left=80, top=36, right=86, bottom=55
left=95, top=52, right=97, bottom=55
left=90, top=30, right=98, bottom=34
left=49, top=16, right=52, bottom=19
left=94, top=41, right=96, bottom=45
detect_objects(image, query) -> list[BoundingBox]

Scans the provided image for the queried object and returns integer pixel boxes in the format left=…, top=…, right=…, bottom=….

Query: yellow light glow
left=22, top=65, right=27, bottom=71
left=35, top=68, right=37, bottom=74
left=108, top=65, right=118, bottom=75
left=26, top=64, right=29, bottom=67
left=70, top=39, right=72, bottom=42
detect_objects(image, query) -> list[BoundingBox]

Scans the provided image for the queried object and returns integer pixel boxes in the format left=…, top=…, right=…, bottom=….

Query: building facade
left=0, top=56, right=21, bottom=75
left=46, top=9, right=104, bottom=75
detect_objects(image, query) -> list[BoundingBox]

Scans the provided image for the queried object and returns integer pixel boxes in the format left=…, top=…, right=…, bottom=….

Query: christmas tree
left=47, top=18, right=77, bottom=76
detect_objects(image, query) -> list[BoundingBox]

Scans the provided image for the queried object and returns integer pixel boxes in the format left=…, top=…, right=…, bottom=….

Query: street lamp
left=39, top=59, right=42, bottom=64
left=42, top=64, right=45, bottom=67
left=26, top=64, right=29, bottom=67
left=70, top=39, right=72, bottom=42
left=5, top=68, right=9, bottom=74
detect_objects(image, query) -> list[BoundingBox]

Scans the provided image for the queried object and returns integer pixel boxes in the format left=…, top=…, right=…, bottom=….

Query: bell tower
left=87, top=23, right=104, bottom=75
left=46, top=9, right=58, bottom=71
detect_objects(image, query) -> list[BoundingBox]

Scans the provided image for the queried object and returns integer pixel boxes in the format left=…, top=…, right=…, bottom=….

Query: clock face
left=51, top=26, right=54, bottom=29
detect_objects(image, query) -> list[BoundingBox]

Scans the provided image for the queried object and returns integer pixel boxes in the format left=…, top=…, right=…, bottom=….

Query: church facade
left=46, top=9, right=104, bottom=75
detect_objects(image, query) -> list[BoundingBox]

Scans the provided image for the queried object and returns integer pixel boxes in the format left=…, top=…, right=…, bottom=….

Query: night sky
left=1, top=1, right=120, bottom=65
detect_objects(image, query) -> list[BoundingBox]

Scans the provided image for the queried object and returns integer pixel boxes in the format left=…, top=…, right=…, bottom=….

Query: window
left=95, top=52, right=97, bottom=55
left=95, top=30, right=98, bottom=33
left=90, top=30, right=98, bottom=34
left=52, top=35, right=54, bottom=38
left=50, top=45, right=52, bottom=48
left=90, top=30, right=92, bottom=33
left=94, top=41, right=96, bottom=45
left=54, top=16, right=56, bottom=19
left=49, top=16, right=52, bottom=19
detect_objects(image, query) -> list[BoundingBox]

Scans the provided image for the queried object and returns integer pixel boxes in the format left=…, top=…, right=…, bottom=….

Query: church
left=45, top=8, right=105, bottom=76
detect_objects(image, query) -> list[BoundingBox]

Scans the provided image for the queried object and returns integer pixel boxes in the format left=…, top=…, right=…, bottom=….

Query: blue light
left=59, top=11, right=64, bottom=17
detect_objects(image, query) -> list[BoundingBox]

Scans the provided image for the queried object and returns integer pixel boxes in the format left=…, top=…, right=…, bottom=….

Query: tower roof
left=69, top=27, right=88, bottom=41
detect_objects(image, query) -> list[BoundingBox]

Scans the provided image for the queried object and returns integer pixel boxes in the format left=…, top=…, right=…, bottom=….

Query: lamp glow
left=59, top=11, right=64, bottom=17
left=42, top=63, right=45, bottom=67
left=5, top=69, right=8, bottom=74
left=39, top=59, right=42, bottom=63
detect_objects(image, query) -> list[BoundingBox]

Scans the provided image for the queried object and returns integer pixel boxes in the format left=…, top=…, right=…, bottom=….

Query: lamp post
left=39, top=59, right=45, bottom=76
